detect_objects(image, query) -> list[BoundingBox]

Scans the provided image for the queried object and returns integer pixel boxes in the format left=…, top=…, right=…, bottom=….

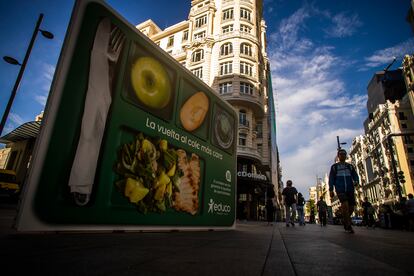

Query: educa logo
left=207, top=199, right=231, bottom=214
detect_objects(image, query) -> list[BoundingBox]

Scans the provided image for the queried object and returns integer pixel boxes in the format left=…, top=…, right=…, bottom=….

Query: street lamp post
left=336, top=136, right=347, bottom=150
left=0, top=13, right=53, bottom=136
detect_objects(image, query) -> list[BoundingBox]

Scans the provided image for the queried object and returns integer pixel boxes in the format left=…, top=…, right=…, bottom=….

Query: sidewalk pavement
left=1, top=206, right=413, bottom=276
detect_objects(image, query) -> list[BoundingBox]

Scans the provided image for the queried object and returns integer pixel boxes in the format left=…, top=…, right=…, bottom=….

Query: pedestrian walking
left=310, top=209, right=315, bottom=224
left=329, top=149, right=359, bottom=234
left=297, top=193, right=306, bottom=226
left=282, top=180, right=298, bottom=227
left=406, top=193, right=414, bottom=231
left=362, top=197, right=375, bottom=228
left=266, top=198, right=274, bottom=226
left=317, top=196, right=328, bottom=227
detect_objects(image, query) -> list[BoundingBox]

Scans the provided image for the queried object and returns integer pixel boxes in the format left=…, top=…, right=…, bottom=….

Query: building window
left=239, top=110, right=248, bottom=126
left=219, top=82, right=232, bottom=94
left=220, top=42, right=233, bottom=56
left=256, top=122, right=263, bottom=138
left=408, top=147, right=413, bottom=153
left=191, top=67, right=203, bottom=79
left=240, top=24, right=251, bottom=33
left=410, top=160, right=414, bottom=167
left=239, top=133, right=247, bottom=146
left=240, top=82, right=253, bottom=94
left=182, top=30, right=188, bottom=41
left=402, top=123, right=408, bottom=129
left=240, top=8, right=251, bottom=21
left=257, top=143, right=263, bottom=155
left=239, top=193, right=247, bottom=201
left=240, top=43, right=252, bottom=56
left=240, top=62, right=253, bottom=76
left=222, top=8, right=234, bottom=21
left=220, top=61, right=233, bottom=75
left=191, top=49, right=204, bottom=62
left=167, top=36, right=174, bottom=47
left=399, top=112, right=407, bottom=120
left=194, top=31, right=206, bottom=40
left=222, top=24, right=233, bottom=34
left=195, top=15, right=207, bottom=28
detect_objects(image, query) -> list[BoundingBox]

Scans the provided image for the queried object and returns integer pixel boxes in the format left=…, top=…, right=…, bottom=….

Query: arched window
left=240, top=43, right=252, bottom=56
left=191, top=49, right=204, bottom=62
left=220, top=43, right=233, bottom=56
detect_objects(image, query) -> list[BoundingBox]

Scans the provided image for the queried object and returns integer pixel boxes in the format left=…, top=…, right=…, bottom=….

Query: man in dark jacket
left=329, top=149, right=359, bottom=233
left=282, top=180, right=298, bottom=227
left=317, top=196, right=328, bottom=227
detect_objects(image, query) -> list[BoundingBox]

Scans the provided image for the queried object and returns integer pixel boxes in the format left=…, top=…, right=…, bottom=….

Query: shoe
left=290, top=222, right=295, bottom=227
left=286, top=224, right=290, bottom=227
left=348, top=227, right=354, bottom=234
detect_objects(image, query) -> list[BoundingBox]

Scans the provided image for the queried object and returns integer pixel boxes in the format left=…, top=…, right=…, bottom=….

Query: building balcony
left=172, top=49, right=186, bottom=59
left=237, top=145, right=262, bottom=162
left=221, top=92, right=265, bottom=118
left=239, top=119, right=250, bottom=130
left=217, top=31, right=257, bottom=43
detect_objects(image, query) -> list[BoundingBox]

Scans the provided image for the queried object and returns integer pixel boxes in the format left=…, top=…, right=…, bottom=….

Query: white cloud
left=271, top=6, right=311, bottom=53
left=8, top=113, right=24, bottom=125
left=361, top=38, right=414, bottom=70
left=35, top=95, right=47, bottom=106
left=43, top=63, right=55, bottom=82
left=282, top=128, right=364, bottom=194
left=268, top=6, right=367, bottom=194
left=324, top=12, right=362, bottom=38
left=31, top=62, right=54, bottom=108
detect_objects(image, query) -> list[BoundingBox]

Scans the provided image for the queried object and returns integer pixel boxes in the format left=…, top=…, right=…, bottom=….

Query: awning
left=0, top=121, right=41, bottom=143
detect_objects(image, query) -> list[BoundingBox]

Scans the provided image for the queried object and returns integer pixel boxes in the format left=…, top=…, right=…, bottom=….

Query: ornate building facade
left=349, top=97, right=414, bottom=213
left=136, top=0, right=279, bottom=220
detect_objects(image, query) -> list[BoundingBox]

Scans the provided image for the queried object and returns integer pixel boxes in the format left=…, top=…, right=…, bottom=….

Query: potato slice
left=180, top=92, right=209, bottom=131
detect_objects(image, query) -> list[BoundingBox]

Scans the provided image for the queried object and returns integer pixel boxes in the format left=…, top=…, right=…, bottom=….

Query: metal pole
left=337, top=136, right=340, bottom=150
left=0, top=14, right=44, bottom=136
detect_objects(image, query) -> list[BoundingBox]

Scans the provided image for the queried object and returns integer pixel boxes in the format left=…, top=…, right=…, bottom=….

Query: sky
left=0, top=0, right=413, bottom=196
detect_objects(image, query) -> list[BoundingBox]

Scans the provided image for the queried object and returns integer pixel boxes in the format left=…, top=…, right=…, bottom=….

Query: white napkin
left=68, top=18, right=112, bottom=205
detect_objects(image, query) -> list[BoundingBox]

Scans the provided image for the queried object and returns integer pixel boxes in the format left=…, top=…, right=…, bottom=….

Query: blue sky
left=0, top=0, right=413, bottom=194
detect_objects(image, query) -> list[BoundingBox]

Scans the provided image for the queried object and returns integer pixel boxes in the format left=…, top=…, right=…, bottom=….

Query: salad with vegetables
left=114, top=133, right=182, bottom=213
left=114, top=132, right=200, bottom=215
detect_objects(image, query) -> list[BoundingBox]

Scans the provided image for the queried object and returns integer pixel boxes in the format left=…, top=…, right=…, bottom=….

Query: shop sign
left=237, top=171, right=267, bottom=181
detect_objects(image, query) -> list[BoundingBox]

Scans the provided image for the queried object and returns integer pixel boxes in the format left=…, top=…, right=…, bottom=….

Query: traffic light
left=398, top=171, right=406, bottom=183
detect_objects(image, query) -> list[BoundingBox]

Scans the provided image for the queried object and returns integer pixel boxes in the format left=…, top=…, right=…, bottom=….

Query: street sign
left=16, top=0, right=236, bottom=231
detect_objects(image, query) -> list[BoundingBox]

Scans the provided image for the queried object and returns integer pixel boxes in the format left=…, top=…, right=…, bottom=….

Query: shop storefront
left=236, top=158, right=274, bottom=221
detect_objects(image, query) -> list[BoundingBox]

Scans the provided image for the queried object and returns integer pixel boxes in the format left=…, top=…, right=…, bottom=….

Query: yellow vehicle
left=0, top=169, right=20, bottom=198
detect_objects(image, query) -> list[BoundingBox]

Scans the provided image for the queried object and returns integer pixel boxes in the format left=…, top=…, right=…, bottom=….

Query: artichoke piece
left=124, top=178, right=149, bottom=203
left=159, top=139, right=168, bottom=152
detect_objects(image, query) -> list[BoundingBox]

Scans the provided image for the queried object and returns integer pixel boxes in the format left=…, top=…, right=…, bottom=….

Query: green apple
left=131, top=56, right=172, bottom=109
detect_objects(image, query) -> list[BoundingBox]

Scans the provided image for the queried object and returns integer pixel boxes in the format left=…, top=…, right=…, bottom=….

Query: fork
left=108, top=25, right=125, bottom=88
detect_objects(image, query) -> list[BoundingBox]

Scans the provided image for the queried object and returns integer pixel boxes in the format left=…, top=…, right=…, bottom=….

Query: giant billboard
left=16, top=0, right=237, bottom=231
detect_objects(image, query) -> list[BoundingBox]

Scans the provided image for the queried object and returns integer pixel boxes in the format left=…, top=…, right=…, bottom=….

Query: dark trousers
left=319, top=211, right=327, bottom=226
